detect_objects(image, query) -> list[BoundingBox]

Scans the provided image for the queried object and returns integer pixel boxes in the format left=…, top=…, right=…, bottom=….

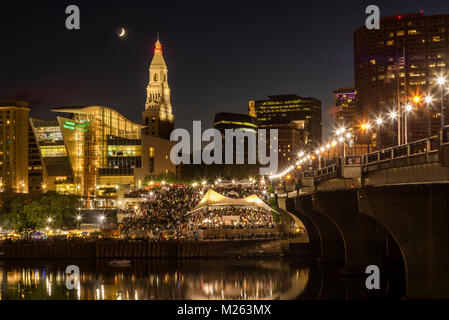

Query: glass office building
left=31, top=106, right=148, bottom=195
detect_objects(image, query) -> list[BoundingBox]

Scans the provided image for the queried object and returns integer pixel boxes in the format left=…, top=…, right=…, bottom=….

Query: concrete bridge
left=275, top=130, right=449, bottom=299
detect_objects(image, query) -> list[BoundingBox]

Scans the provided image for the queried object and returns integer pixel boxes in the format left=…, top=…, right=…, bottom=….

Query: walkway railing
left=273, top=126, right=449, bottom=195
left=315, top=128, right=449, bottom=179
left=363, top=136, right=439, bottom=166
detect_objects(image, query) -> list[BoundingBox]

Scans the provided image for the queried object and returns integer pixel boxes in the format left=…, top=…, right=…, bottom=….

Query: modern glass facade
left=31, top=106, right=145, bottom=195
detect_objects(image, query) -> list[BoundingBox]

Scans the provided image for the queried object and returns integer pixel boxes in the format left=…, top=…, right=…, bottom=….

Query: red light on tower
left=398, top=15, right=402, bottom=19
left=154, top=41, right=163, bottom=54
left=154, top=33, right=163, bottom=54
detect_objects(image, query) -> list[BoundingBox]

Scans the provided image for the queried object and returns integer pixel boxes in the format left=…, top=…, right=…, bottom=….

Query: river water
left=0, top=259, right=404, bottom=300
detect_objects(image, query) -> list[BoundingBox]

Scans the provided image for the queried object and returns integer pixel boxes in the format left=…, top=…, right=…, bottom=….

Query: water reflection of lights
left=0, top=260, right=309, bottom=300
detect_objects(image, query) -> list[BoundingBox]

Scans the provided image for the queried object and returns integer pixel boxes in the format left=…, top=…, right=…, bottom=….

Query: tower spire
left=154, top=33, right=162, bottom=53
left=143, top=33, right=174, bottom=139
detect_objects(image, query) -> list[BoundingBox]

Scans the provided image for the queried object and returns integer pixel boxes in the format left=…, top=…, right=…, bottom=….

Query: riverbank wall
left=0, top=239, right=279, bottom=259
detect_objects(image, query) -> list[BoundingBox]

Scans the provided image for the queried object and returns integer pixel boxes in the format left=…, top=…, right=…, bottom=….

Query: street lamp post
left=361, top=123, right=371, bottom=154
left=375, top=117, right=383, bottom=150
left=389, top=111, right=398, bottom=146
left=424, top=95, right=433, bottom=139
left=437, top=76, right=446, bottom=130
left=76, top=215, right=82, bottom=229
left=404, top=104, right=413, bottom=144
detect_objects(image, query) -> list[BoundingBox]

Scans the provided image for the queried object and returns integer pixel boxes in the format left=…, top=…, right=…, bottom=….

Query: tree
left=38, top=192, right=81, bottom=229
left=0, top=191, right=82, bottom=232
left=10, top=200, right=45, bottom=237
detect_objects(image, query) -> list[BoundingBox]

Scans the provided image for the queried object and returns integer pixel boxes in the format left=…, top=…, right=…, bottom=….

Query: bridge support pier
left=294, top=195, right=345, bottom=263
left=358, top=185, right=449, bottom=299
left=312, top=189, right=386, bottom=274
left=277, top=197, right=320, bottom=258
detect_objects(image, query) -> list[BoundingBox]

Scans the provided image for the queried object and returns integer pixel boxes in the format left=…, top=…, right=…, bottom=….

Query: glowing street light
left=361, top=123, right=371, bottom=131
left=202, top=180, right=207, bottom=186
left=405, top=104, right=413, bottom=112
left=375, top=117, right=384, bottom=126
left=413, top=96, right=421, bottom=104
left=389, top=111, right=398, bottom=120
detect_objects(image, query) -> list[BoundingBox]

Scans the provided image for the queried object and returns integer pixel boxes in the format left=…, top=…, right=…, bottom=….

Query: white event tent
left=188, top=189, right=273, bottom=214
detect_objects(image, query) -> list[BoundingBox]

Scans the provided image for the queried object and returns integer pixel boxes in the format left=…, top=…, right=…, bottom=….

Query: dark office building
left=214, top=112, right=257, bottom=132
left=249, top=94, right=321, bottom=167
left=354, top=12, right=449, bottom=144
left=213, top=112, right=257, bottom=165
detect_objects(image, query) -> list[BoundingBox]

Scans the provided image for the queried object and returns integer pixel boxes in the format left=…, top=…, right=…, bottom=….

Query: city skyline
left=2, top=0, right=449, bottom=139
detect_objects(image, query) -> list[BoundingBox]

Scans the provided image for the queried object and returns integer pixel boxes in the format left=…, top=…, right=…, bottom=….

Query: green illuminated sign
left=63, top=120, right=89, bottom=132
left=63, top=124, right=75, bottom=130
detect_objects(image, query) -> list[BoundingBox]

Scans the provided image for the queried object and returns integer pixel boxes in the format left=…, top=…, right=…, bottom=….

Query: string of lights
left=269, top=74, right=448, bottom=180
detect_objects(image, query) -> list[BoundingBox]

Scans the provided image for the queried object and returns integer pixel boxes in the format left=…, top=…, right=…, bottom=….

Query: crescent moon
left=118, top=28, right=126, bottom=37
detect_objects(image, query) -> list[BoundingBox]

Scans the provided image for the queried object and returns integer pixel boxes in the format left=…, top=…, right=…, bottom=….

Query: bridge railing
left=282, top=130, right=449, bottom=193
left=363, top=136, right=440, bottom=167
left=316, top=163, right=338, bottom=177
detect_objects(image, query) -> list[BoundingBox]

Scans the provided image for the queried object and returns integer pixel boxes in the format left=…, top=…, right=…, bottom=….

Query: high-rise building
left=30, top=106, right=176, bottom=195
left=354, top=12, right=449, bottom=145
left=28, top=123, right=43, bottom=193
left=333, top=88, right=359, bottom=130
left=143, top=36, right=174, bottom=139
left=249, top=94, right=321, bottom=168
left=0, top=100, right=30, bottom=192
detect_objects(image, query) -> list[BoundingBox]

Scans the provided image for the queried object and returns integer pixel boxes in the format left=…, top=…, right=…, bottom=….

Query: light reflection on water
left=0, top=259, right=310, bottom=300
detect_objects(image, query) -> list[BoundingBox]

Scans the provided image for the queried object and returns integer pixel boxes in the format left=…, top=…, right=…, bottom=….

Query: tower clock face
left=149, top=92, right=162, bottom=103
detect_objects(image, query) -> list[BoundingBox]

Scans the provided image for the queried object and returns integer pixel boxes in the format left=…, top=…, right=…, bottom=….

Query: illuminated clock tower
left=143, top=36, right=174, bottom=139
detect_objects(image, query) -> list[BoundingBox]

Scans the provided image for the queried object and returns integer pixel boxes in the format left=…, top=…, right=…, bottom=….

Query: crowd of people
left=120, top=183, right=273, bottom=239
left=186, top=207, right=275, bottom=230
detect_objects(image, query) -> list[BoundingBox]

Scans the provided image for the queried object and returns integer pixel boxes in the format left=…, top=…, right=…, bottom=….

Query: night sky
left=1, top=0, right=449, bottom=138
